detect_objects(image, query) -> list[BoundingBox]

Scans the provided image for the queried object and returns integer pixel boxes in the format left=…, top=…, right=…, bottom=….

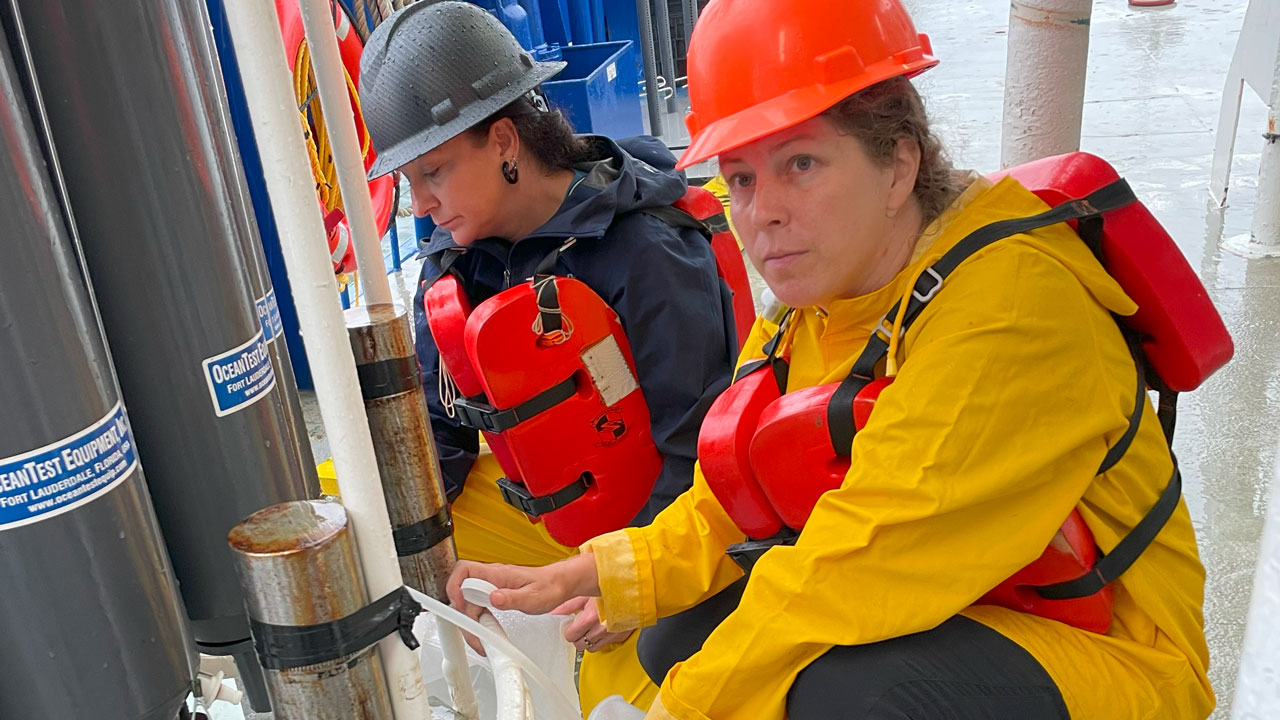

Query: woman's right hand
left=446, top=553, right=602, bottom=651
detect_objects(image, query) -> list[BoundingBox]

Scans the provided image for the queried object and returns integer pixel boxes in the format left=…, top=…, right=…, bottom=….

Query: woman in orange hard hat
left=446, top=0, right=1216, bottom=717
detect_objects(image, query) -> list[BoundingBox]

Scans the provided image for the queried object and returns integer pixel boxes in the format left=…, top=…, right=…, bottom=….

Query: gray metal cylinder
left=653, top=0, right=679, bottom=113
left=5, top=0, right=314, bottom=661
left=682, top=0, right=699, bottom=49
left=229, top=501, right=394, bottom=720
left=0, top=31, right=195, bottom=720
left=636, top=0, right=665, bottom=135
left=175, top=0, right=320, bottom=501
left=346, top=304, right=457, bottom=601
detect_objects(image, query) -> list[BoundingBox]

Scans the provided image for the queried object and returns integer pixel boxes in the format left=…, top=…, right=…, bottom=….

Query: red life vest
left=425, top=263, right=662, bottom=547
left=423, top=188, right=755, bottom=545
left=673, top=187, right=756, bottom=349
left=697, top=152, right=1233, bottom=634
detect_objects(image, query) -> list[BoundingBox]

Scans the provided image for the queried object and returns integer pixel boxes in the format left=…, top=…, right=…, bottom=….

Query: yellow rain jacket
left=581, top=177, right=1214, bottom=720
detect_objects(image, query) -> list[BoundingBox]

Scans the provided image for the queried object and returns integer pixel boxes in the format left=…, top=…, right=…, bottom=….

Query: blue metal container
left=542, top=40, right=643, bottom=138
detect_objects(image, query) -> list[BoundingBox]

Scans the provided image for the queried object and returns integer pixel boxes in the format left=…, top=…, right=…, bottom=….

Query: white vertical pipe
left=1223, top=51, right=1280, bottom=259
left=1230, top=439, right=1280, bottom=719
left=1251, top=107, right=1280, bottom=249
left=297, top=0, right=393, bottom=306
left=221, top=2, right=427, bottom=718
left=437, top=619, right=481, bottom=719
left=1001, top=0, right=1093, bottom=167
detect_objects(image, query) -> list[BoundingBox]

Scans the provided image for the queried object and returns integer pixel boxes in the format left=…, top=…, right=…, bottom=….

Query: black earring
left=502, top=159, right=519, bottom=184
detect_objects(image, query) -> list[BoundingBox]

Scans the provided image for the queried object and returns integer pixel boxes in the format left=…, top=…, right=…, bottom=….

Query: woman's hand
left=446, top=554, right=601, bottom=653
left=551, top=596, right=634, bottom=652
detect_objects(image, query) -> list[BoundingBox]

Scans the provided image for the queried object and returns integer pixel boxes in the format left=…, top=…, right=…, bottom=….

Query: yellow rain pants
left=582, top=177, right=1214, bottom=720
left=452, top=448, right=660, bottom=714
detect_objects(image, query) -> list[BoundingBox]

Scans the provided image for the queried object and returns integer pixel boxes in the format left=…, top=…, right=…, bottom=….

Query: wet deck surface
left=297, top=1, right=1276, bottom=716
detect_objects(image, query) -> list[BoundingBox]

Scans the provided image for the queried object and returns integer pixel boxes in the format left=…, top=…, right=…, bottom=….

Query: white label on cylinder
left=0, top=403, right=138, bottom=531
left=201, top=331, right=277, bottom=418
left=580, top=335, right=638, bottom=407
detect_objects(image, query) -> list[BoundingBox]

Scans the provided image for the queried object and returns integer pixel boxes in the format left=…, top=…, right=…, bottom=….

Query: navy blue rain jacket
left=413, top=135, right=737, bottom=524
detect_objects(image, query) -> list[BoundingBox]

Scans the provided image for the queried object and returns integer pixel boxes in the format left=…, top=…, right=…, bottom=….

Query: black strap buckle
left=453, top=396, right=506, bottom=433
left=497, top=474, right=591, bottom=518
left=725, top=532, right=798, bottom=573
left=453, top=376, right=578, bottom=433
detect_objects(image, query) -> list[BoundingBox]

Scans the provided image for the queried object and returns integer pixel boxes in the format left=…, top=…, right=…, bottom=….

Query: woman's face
left=403, top=124, right=512, bottom=246
left=719, top=115, right=920, bottom=308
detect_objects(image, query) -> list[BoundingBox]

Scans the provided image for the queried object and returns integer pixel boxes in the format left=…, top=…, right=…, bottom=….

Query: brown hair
left=823, top=76, right=963, bottom=226
left=468, top=95, right=595, bottom=173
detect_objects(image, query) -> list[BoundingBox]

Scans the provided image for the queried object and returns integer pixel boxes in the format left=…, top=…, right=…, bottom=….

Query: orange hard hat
left=676, top=0, right=938, bottom=170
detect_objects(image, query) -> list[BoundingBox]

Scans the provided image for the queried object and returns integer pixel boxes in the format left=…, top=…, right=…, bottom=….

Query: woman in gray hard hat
left=361, top=1, right=736, bottom=712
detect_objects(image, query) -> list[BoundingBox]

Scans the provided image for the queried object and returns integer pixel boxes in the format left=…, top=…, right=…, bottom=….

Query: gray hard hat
left=361, top=1, right=566, bottom=178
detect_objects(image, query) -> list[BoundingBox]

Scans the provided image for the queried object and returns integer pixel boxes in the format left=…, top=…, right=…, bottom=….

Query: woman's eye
left=793, top=155, right=814, bottom=172
left=729, top=173, right=754, bottom=189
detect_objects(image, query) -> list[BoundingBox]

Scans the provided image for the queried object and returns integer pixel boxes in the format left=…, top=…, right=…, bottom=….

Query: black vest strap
left=1033, top=464, right=1183, bottom=600
left=636, top=204, right=712, bottom=237
left=452, top=376, right=577, bottom=433
left=827, top=179, right=1139, bottom=455
left=819, top=178, right=1181, bottom=601
left=497, top=474, right=591, bottom=517
left=731, top=308, right=794, bottom=391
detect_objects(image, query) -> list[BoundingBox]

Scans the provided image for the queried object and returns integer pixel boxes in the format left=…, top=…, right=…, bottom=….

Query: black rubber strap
left=356, top=355, right=421, bottom=400
left=533, top=274, right=563, bottom=335
left=1033, top=463, right=1183, bottom=600
left=497, top=474, right=591, bottom=517
left=637, top=204, right=711, bottom=237
left=250, top=587, right=423, bottom=670
left=732, top=309, right=794, bottom=388
left=827, top=179, right=1140, bottom=453
left=1096, top=329, right=1147, bottom=475
left=392, top=507, right=453, bottom=557
left=453, top=376, right=577, bottom=433
left=726, top=532, right=798, bottom=573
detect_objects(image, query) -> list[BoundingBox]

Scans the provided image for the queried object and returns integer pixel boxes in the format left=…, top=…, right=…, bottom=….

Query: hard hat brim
left=676, top=57, right=937, bottom=171
left=367, top=60, right=567, bottom=180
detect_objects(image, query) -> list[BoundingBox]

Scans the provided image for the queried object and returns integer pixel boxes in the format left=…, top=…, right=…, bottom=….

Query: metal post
left=5, top=1, right=316, bottom=710
left=229, top=501, right=394, bottom=719
left=1230, top=440, right=1280, bottom=719
left=653, top=0, right=679, bottom=113
left=636, top=0, right=664, bottom=136
left=345, top=304, right=478, bottom=718
left=1224, top=55, right=1280, bottom=258
left=223, top=1, right=430, bottom=716
left=1000, top=0, right=1092, bottom=167
left=299, top=0, right=394, bottom=307
left=179, top=0, right=321, bottom=499
left=344, top=305, right=457, bottom=600
left=681, top=0, right=697, bottom=50
left=0, top=32, right=195, bottom=720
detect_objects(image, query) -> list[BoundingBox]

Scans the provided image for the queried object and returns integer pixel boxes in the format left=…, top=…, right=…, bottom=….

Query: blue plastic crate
left=542, top=41, right=643, bottom=138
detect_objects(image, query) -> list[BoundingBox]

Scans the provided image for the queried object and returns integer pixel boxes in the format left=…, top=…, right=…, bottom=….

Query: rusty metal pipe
left=345, top=302, right=479, bottom=717
left=345, top=303, right=456, bottom=598
left=229, top=501, right=394, bottom=719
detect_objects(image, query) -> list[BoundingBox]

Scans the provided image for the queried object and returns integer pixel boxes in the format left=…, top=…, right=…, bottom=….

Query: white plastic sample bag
left=415, top=608, right=581, bottom=719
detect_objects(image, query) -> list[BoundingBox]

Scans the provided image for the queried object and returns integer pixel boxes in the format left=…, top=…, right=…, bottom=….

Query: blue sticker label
left=202, top=331, right=276, bottom=417
left=255, top=295, right=275, bottom=343
left=266, top=289, right=284, bottom=339
left=0, top=403, right=138, bottom=531
left=255, top=289, right=285, bottom=343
